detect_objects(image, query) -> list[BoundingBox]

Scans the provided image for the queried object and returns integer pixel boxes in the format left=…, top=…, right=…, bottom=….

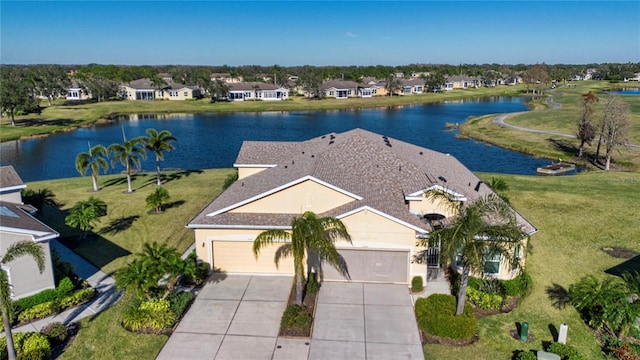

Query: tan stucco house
left=188, top=129, right=536, bottom=284
left=0, top=166, right=57, bottom=299
left=121, top=78, right=202, bottom=101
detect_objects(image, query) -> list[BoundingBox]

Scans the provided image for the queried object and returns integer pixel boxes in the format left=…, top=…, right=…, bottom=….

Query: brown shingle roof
left=189, top=129, right=536, bottom=235
left=0, top=201, right=59, bottom=242
left=0, top=166, right=26, bottom=191
left=229, top=82, right=281, bottom=91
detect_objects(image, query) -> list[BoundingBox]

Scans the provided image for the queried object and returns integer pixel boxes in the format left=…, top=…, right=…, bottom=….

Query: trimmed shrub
left=513, top=350, right=537, bottom=360
left=55, top=277, right=74, bottom=298
left=122, top=298, right=176, bottom=333
left=411, top=276, right=424, bottom=292
left=415, top=294, right=477, bottom=340
left=19, top=333, right=51, bottom=360
left=504, top=271, right=533, bottom=297
left=59, top=288, right=96, bottom=309
left=40, top=322, right=68, bottom=347
left=0, top=332, right=51, bottom=360
left=281, top=304, right=312, bottom=332
left=13, top=289, right=58, bottom=314
left=547, top=342, right=585, bottom=360
left=167, top=291, right=194, bottom=318
left=466, top=287, right=503, bottom=310
left=18, top=301, right=59, bottom=323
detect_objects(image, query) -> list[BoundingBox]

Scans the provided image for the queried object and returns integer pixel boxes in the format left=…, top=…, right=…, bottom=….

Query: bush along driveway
left=10, top=239, right=121, bottom=334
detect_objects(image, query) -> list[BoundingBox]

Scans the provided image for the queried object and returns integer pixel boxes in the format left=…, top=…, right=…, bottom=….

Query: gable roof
left=229, top=82, right=284, bottom=91
left=189, top=129, right=536, bottom=235
left=321, top=80, right=359, bottom=90
left=0, top=165, right=26, bottom=193
left=0, top=201, right=59, bottom=242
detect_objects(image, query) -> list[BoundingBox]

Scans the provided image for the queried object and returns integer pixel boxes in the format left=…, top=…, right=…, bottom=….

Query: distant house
left=211, top=73, right=243, bottom=84
left=445, top=75, right=481, bottom=90
left=121, top=78, right=202, bottom=101
left=227, top=82, right=289, bottom=101
left=66, top=80, right=91, bottom=101
left=321, top=80, right=358, bottom=99
left=157, top=73, right=173, bottom=83
left=401, top=79, right=424, bottom=94
left=0, top=166, right=57, bottom=299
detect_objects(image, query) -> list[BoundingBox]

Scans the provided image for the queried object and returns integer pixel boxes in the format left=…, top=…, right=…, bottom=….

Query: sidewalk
left=8, top=240, right=122, bottom=334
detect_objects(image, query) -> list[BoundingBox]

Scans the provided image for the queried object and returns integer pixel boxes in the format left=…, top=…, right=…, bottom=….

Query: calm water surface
left=1, top=97, right=552, bottom=182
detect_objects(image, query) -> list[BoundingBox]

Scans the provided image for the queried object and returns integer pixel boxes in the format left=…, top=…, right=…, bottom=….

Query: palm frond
left=1, top=241, right=45, bottom=273
left=273, top=243, right=292, bottom=269
left=252, top=230, right=290, bottom=258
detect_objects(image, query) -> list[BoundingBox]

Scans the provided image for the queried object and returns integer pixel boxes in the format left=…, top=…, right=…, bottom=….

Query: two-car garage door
left=322, top=249, right=409, bottom=283
left=212, top=241, right=409, bottom=284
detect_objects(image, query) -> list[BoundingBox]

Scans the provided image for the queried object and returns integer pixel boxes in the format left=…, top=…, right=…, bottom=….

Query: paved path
left=7, top=240, right=122, bottom=334
left=492, top=93, right=640, bottom=149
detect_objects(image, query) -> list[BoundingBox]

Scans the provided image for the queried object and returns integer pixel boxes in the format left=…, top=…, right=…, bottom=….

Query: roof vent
left=302, top=151, right=305, bottom=154
left=311, top=155, right=314, bottom=158
left=438, top=176, right=447, bottom=183
left=419, top=151, right=423, bottom=155
left=321, top=135, right=326, bottom=139
left=330, top=134, right=335, bottom=139
left=292, top=160, right=295, bottom=164
left=284, top=165, right=288, bottom=168
left=474, top=181, right=483, bottom=191
left=329, top=141, right=334, bottom=145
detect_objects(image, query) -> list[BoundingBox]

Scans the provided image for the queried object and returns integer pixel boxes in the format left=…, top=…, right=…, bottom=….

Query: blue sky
left=1, top=1, right=638, bottom=66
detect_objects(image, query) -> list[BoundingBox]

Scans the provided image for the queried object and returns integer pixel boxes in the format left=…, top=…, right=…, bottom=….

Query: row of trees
left=75, top=128, right=176, bottom=192
left=576, top=93, right=631, bottom=170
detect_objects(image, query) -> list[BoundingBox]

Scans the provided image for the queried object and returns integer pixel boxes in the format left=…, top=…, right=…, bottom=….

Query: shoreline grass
left=0, top=85, right=528, bottom=142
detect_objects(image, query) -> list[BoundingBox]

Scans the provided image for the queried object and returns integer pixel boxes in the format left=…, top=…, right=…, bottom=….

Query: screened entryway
left=322, top=248, right=409, bottom=283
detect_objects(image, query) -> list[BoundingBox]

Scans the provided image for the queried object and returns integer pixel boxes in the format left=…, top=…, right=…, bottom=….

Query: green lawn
left=32, top=169, right=234, bottom=275
left=460, top=81, right=640, bottom=171
left=0, top=85, right=528, bottom=142
left=424, top=171, right=640, bottom=359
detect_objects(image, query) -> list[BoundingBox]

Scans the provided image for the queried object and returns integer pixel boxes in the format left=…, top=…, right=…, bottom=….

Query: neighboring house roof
left=189, top=129, right=537, bottom=235
left=321, top=80, right=359, bottom=90
left=0, top=165, right=26, bottom=193
left=229, top=82, right=284, bottom=91
left=401, top=78, right=424, bottom=87
left=125, top=78, right=199, bottom=91
left=0, top=201, right=59, bottom=242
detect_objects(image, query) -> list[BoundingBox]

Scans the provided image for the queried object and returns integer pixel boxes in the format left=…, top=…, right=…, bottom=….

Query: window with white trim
left=483, top=250, right=501, bottom=275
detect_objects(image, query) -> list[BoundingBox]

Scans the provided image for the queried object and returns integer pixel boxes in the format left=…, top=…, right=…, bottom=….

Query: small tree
left=385, top=74, right=402, bottom=96
left=253, top=211, right=352, bottom=305
left=64, top=197, right=107, bottom=240
left=146, top=187, right=170, bottom=213
left=75, top=143, right=109, bottom=192
left=599, top=95, right=631, bottom=170
left=576, top=92, right=599, bottom=158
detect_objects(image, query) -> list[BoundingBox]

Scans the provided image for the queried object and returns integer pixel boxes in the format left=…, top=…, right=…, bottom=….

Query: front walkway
left=8, top=240, right=121, bottom=334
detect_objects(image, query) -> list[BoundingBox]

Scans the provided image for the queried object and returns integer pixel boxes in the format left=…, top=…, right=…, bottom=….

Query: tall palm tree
left=144, top=129, right=177, bottom=186
left=64, top=197, right=107, bottom=240
left=108, top=136, right=147, bottom=193
left=75, top=143, right=109, bottom=192
left=418, top=193, right=526, bottom=315
left=1, top=241, right=45, bottom=360
left=253, top=211, right=352, bottom=305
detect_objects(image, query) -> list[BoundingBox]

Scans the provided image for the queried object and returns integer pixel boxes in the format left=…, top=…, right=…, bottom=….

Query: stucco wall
left=0, top=232, right=55, bottom=299
left=237, top=167, right=269, bottom=180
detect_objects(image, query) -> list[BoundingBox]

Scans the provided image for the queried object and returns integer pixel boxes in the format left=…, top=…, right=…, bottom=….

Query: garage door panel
left=322, top=249, right=408, bottom=283
left=213, top=241, right=294, bottom=274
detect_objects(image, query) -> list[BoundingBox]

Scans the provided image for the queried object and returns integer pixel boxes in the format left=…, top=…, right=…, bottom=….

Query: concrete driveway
left=157, top=276, right=423, bottom=359
left=309, top=282, right=424, bottom=360
left=156, top=275, right=294, bottom=360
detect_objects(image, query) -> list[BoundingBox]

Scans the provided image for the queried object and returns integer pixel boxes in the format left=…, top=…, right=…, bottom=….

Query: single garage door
left=322, top=248, right=409, bottom=283
left=212, top=241, right=294, bottom=275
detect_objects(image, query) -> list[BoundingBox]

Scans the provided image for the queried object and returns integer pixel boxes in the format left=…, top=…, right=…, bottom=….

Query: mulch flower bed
left=279, top=287, right=318, bottom=338
left=473, top=296, right=520, bottom=318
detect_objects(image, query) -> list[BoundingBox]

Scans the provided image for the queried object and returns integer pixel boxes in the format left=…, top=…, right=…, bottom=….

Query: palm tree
left=253, top=211, right=352, bottom=305
left=64, top=197, right=107, bottom=240
left=108, top=136, right=147, bottom=193
left=1, top=241, right=45, bottom=360
left=146, top=187, right=170, bottom=213
left=418, top=193, right=526, bottom=315
left=75, top=143, right=109, bottom=192
left=144, top=129, right=177, bottom=186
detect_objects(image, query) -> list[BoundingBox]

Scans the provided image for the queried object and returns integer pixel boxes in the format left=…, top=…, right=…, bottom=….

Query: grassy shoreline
left=1, top=86, right=528, bottom=142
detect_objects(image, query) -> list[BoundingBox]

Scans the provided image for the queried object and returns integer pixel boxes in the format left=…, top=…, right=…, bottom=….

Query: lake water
left=608, top=88, right=640, bottom=95
left=1, top=97, right=552, bottom=182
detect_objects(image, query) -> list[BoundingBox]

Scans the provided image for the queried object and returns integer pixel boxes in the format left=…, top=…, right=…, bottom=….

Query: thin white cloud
left=345, top=32, right=357, bottom=38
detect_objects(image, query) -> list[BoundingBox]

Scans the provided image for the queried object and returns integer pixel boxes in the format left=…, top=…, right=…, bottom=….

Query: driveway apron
left=156, top=275, right=293, bottom=360
left=309, top=282, right=424, bottom=360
